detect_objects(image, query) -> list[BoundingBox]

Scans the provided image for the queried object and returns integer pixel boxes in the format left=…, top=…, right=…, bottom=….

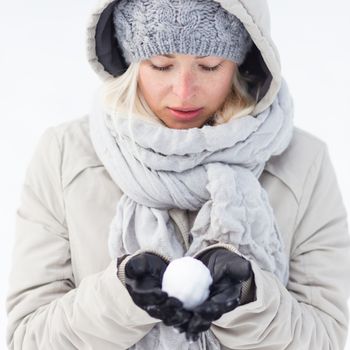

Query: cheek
left=206, top=75, right=233, bottom=103
left=139, top=73, right=167, bottom=107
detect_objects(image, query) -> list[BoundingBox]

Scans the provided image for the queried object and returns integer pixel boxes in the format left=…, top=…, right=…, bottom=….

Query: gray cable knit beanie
left=113, top=0, right=253, bottom=65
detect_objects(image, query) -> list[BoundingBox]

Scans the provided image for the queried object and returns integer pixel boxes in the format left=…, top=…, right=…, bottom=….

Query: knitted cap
left=113, top=0, right=253, bottom=65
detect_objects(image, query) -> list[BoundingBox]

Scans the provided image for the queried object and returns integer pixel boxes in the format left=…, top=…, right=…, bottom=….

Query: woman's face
left=138, top=54, right=237, bottom=129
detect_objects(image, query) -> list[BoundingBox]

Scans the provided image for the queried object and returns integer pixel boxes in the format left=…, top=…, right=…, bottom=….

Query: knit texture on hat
left=113, top=0, right=253, bottom=64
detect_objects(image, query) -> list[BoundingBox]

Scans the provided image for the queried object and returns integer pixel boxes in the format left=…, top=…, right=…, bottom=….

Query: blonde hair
left=101, top=61, right=258, bottom=126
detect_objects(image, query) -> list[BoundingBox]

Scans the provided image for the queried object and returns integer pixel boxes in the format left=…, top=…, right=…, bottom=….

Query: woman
left=6, top=0, right=350, bottom=349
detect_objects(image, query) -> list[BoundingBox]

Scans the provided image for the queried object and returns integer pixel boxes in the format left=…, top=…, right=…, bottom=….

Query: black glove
left=124, top=252, right=192, bottom=328
left=177, top=248, right=252, bottom=342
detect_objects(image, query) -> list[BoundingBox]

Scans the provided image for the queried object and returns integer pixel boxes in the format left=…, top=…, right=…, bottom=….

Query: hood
left=86, top=0, right=282, bottom=116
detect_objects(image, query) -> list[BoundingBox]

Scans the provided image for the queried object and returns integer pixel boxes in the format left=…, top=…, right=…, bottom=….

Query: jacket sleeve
left=210, top=144, right=350, bottom=349
left=6, top=128, right=159, bottom=350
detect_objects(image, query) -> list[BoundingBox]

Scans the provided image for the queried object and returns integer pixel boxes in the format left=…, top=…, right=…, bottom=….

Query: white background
left=0, top=0, right=349, bottom=348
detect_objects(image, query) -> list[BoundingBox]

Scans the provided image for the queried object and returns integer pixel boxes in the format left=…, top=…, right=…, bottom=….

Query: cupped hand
left=174, top=248, right=252, bottom=341
left=124, top=252, right=192, bottom=328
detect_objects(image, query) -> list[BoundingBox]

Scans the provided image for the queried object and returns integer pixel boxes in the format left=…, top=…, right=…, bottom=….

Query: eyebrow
left=160, top=54, right=209, bottom=59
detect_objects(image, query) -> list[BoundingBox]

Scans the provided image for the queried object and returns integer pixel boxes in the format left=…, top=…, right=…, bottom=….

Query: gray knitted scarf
left=89, top=78, right=294, bottom=350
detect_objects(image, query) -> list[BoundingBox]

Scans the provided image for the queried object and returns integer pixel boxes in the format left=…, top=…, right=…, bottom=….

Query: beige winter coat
left=6, top=0, right=350, bottom=349
left=6, top=115, right=350, bottom=349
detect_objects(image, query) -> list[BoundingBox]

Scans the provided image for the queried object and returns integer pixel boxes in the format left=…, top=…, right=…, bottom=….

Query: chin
left=163, top=120, right=206, bottom=130
left=160, top=115, right=214, bottom=130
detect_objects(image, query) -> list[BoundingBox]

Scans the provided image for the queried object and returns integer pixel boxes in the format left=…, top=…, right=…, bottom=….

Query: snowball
left=162, top=257, right=213, bottom=310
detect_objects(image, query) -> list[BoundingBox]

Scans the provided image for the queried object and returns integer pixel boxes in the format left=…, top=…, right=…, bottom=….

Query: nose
left=172, top=69, right=197, bottom=101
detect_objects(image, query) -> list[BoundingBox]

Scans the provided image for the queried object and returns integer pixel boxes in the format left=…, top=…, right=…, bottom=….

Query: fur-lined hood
left=86, top=0, right=282, bottom=116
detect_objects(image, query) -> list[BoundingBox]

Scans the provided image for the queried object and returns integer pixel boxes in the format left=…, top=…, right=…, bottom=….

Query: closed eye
left=200, top=64, right=222, bottom=71
left=150, top=64, right=223, bottom=72
left=150, top=64, right=171, bottom=71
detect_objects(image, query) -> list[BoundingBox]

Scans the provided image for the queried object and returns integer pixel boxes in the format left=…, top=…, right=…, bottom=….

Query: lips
left=170, top=107, right=202, bottom=112
left=168, top=107, right=203, bottom=121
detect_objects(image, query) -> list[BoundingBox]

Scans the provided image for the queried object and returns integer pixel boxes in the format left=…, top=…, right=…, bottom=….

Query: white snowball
left=162, top=257, right=213, bottom=310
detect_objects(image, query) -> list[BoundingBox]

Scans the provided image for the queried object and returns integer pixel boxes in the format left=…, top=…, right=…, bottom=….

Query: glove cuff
left=240, top=275, right=256, bottom=304
left=117, top=250, right=171, bottom=285
left=192, top=242, right=244, bottom=260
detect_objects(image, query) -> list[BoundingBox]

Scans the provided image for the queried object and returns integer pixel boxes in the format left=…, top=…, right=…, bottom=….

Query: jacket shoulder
left=53, top=115, right=102, bottom=189
left=264, top=127, right=327, bottom=202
